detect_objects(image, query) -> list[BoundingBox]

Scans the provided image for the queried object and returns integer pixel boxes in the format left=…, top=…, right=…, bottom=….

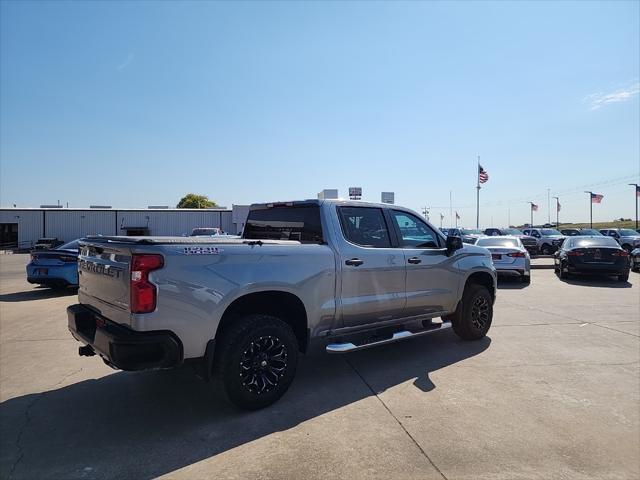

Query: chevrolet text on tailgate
left=68, top=200, right=497, bottom=409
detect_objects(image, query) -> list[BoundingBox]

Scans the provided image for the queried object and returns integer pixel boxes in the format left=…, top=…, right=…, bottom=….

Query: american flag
left=636, top=185, right=640, bottom=198
left=455, top=211, right=461, bottom=220
left=478, top=165, right=489, bottom=184
left=557, top=202, right=561, bottom=212
left=591, top=193, right=604, bottom=204
left=531, top=203, right=539, bottom=211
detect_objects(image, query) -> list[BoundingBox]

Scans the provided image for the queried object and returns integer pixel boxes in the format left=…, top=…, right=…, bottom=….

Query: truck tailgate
left=78, top=241, right=132, bottom=326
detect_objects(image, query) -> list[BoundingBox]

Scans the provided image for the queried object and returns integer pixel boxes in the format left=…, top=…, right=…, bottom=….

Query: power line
left=431, top=173, right=638, bottom=210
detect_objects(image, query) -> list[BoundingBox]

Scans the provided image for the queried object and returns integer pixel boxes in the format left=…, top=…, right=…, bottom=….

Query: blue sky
left=1, top=0, right=638, bottom=227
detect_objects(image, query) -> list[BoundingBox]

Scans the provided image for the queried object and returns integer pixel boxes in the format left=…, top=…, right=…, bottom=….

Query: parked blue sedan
left=26, top=239, right=80, bottom=288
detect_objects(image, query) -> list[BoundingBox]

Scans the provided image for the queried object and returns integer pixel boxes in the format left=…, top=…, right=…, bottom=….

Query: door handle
left=407, top=257, right=422, bottom=264
left=345, top=258, right=364, bottom=266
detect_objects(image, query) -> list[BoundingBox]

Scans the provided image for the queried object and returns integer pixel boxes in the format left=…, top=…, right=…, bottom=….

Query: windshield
left=619, top=229, right=638, bottom=236
left=541, top=229, right=562, bottom=236
left=461, top=229, right=483, bottom=235
left=56, top=240, right=79, bottom=251
left=503, top=229, right=523, bottom=235
left=579, top=229, right=603, bottom=236
left=477, top=238, right=519, bottom=248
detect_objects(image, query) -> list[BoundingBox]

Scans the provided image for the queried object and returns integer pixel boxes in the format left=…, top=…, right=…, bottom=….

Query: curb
left=532, top=263, right=555, bottom=270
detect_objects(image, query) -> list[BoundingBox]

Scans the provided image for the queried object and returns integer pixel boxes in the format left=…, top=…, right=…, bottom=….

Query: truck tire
left=541, top=244, right=551, bottom=255
left=449, top=284, right=493, bottom=341
left=215, top=314, right=299, bottom=410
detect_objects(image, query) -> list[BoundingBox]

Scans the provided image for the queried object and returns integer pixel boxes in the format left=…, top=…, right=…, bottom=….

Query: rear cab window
left=243, top=204, right=324, bottom=244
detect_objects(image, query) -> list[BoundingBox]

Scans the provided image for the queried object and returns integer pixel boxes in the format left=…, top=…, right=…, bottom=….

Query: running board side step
left=326, top=322, right=452, bottom=354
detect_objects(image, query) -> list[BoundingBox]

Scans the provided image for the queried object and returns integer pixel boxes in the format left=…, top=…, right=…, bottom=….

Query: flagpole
left=476, top=155, right=480, bottom=229
left=630, top=184, right=639, bottom=230
left=529, top=202, right=534, bottom=227
left=552, top=196, right=559, bottom=228
left=585, top=191, right=592, bottom=228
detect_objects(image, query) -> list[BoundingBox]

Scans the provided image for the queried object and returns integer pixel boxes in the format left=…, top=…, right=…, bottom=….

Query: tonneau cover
left=81, top=236, right=301, bottom=246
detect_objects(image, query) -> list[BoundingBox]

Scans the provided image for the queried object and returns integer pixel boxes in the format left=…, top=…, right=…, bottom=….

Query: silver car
left=476, top=236, right=531, bottom=283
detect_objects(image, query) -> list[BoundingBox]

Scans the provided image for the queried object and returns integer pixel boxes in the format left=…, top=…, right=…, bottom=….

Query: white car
left=476, top=236, right=531, bottom=283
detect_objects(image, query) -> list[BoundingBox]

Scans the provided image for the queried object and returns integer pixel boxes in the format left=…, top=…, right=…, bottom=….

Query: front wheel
left=449, top=284, right=493, bottom=340
left=541, top=244, right=551, bottom=255
left=215, top=314, right=299, bottom=410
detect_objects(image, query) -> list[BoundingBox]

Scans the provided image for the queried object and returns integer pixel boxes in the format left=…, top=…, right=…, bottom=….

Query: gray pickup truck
left=68, top=200, right=497, bottom=409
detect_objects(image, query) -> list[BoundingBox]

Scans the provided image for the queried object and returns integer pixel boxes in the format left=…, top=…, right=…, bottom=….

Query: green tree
left=176, top=193, right=218, bottom=209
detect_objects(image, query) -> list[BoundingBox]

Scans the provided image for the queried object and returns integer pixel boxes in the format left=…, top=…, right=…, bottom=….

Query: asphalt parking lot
left=1, top=253, right=639, bottom=480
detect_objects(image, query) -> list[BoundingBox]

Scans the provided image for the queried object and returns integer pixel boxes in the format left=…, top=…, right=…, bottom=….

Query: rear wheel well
left=217, top=291, right=309, bottom=352
left=465, top=272, right=495, bottom=301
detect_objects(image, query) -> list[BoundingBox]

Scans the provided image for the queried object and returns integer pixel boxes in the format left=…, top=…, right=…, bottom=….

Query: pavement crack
left=497, top=301, right=640, bottom=337
left=344, top=357, right=448, bottom=480
left=7, top=395, right=39, bottom=479
left=6, top=367, right=82, bottom=479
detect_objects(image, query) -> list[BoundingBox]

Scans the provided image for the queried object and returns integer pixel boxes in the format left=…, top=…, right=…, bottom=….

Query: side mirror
left=446, top=235, right=463, bottom=254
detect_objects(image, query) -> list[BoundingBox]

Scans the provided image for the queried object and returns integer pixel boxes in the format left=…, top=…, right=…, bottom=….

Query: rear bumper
left=67, top=304, right=182, bottom=371
left=26, top=263, right=78, bottom=286
left=566, top=263, right=629, bottom=275
left=27, top=276, right=73, bottom=287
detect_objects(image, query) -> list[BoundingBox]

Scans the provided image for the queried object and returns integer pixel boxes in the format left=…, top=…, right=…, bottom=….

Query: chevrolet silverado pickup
left=68, top=200, right=497, bottom=409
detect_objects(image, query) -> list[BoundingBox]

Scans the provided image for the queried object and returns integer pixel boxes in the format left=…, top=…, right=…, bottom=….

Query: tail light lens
left=130, top=254, right=164, bottom=314
left=567, top=249, right=585, bottom=256
left=612, top=251, right=629, bottom=257
left=59, top=255, right=77, bottom=262
left=507, top=252, right=526, bottom=258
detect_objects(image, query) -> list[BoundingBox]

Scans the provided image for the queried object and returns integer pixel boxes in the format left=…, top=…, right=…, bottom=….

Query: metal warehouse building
left=0, top=206, right=251, bottom=250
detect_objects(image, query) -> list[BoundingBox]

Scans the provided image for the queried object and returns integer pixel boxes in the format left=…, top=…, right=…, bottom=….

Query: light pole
left=552, top=196, right=559, bottom=228
left=547, top=188, right=550, bottom=225
left=629, top=184, right=639, bottom=230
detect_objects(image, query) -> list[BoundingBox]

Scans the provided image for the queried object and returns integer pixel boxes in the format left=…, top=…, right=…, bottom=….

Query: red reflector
left=130, top=254, right=164, bottom=314
left=507, top=252, right=526, bottom=258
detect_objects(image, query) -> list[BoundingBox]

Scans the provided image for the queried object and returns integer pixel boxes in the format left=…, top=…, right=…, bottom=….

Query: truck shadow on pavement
left=0, top=330, right=490, bottom=480
left=0, top=287, right=78, bottom=302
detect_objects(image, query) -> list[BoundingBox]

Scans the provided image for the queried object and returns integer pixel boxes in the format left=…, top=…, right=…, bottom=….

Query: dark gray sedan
left=554, top=236, right=631, bottom=282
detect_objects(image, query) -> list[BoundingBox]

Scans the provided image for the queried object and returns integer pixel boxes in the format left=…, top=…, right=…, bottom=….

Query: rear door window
left=337, top=207, right=392, bottom=248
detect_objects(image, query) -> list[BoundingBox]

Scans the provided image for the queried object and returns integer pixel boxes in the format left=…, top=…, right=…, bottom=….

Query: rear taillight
left=567, top=250, right=585, bottom=256
left=130, top=254, right=164, bottom=314
left=59, top=255, right=76, bottom=262
left=507, top=252, right=526, bottom=258
left=612, top=251, right=629, bottom=257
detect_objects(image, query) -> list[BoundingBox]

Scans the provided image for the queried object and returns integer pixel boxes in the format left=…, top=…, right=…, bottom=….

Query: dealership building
left=0, top=205, right=251, bottom=250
